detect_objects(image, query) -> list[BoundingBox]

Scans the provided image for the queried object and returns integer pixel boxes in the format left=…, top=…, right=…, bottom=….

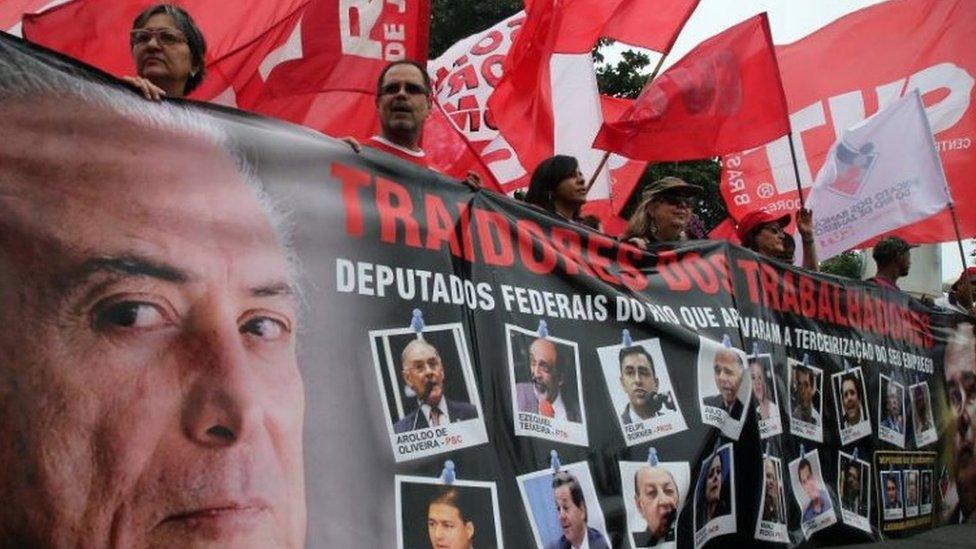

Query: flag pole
left=948, top=200, right=970, bottom=272
left=786, top=133, right=805, bottom=208
left=586, top=52, right=669, bottom=192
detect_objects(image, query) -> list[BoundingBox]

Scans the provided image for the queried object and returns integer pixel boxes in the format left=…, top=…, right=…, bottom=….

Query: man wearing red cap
left=936, top=267, right=976, bottom=316
left=736, top=208, right=817, bottom=270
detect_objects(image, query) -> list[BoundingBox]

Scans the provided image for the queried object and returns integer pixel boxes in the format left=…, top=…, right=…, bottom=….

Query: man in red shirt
left=344, top=60, right=479, bottom=189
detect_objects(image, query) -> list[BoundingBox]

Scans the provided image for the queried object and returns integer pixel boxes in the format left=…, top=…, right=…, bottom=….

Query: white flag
left=807, top=90, right=950, bottom=260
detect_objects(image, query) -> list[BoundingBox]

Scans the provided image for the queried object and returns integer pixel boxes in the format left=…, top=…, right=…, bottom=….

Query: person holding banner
left=623, top=177, right=704, bottom=249
left=524, top=155, right=590, bottom=226
left=735, top=208, right=818, bottom=270
left=866, top=236, right=917, bottom=291
left=123, top=4, right=207, bottom=100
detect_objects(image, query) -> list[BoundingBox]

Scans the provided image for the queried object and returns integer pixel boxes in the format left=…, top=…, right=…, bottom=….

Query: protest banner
left=0, top=33, right=973, bottom=547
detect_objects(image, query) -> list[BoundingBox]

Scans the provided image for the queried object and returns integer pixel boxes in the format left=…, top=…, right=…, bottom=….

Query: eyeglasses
left=379, top=81, right=429, bottom=96
left=655, top=194, right=696, bottom=208
left=130, top=28, right=187, bottom=48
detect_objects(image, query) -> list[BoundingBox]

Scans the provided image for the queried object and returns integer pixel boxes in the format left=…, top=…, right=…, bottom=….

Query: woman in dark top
left=123, top=4, right=206, bottom=100
left=525, top=155, right=589, bottom=224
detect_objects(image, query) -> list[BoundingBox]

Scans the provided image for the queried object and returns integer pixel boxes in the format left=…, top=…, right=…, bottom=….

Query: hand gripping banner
left=0, top=34, right=973, bottom=547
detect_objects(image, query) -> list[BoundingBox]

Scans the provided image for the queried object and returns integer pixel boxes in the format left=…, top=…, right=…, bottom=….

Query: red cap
left=735, top=210, right=791, bottom=242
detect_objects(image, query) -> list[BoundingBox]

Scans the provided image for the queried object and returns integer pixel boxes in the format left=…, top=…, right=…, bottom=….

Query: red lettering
left=470, top=30, right=502, bottom=55
left=551, top=227, right=594, bottom=277
left=443, top=95, right=481, bottom=132
left=658, top=251, right=692, bottom=291
left=456, top=202, right=476, bottom=262
left=424, top=194, right=462, bottom=257
left=816, top=281, right=835, bottom=324
left=684, top=253, right=719, bottom=294
left=481, top=54, right=505, bottom=87
left=707, top=254, right=734, bottom=295
left=830, top=283, right=848, bottom=327
left=759, top=264, right=781, bottom=311
left=617, top=244, right=647, bottom=291
left=781, top=271, right=800, bottom=315
left=586, top=233, right=619, bottom=285
left=516, top=220, right=557, bottom=274
left=473, top=209, right=514, bottom=266
left=845, top=289, right=862, bottom=330
left=332, top=163, right=372, bottom=236
left=446, top=64, right=478, bottom=97
left=376, top=177, right=420, bottom=246
left=736, top=259, right=761, bottom=304
left=799, top=274, right=817, bottom=317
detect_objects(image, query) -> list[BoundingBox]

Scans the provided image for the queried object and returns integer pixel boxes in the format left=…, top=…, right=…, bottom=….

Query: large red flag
left=248, top=0, right=430, bottom=139
left=721, top=0, right=976, bottom=244
left=423, top=101, right=502, bottom=191
left=1, top=0, right=61, bottom=34
left=21, top=0, right=308, bottom=102
left=488, top=0, right=691, bottom=199
left=592, top=13, right=790, bottom=162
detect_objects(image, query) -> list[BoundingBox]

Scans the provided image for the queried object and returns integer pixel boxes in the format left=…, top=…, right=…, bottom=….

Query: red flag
left=424, top=101, right=502, bottom=191
left=488, top=0, right=692, bottom=199
left=1, top=0, right=57, bottom=34
left=249, top=0, right=431, bottom=139
left=592, top=13, right=790, bottom=162
left=21, top=0, right=308, bottom=102
left=721, top=0, right=976, bottom=243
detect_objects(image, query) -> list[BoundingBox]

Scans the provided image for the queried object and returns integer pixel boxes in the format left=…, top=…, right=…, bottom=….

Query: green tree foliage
left=819, top=251, right=864, bottom=279
left=429, top=0, right=522, bottom=59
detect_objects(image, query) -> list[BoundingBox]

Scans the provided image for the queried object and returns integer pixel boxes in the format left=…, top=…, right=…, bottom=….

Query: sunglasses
left=379, top=81, right=429, bottom=96
left=655, top=194, right=696, bottom=208
left=130, top=28, right=187, bottom=48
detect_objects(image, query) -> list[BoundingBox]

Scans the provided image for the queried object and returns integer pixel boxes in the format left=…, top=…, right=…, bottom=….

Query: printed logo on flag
left=828, top=141, right=877, bottom=199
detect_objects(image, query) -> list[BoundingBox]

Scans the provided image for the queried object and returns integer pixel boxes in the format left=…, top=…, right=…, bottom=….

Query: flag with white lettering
left=720, top=0, right=976, bottom=243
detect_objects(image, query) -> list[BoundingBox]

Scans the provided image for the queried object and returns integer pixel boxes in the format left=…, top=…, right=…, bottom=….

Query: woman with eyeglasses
left=524, top=155, right=590, bottom=225
left=622, top=176, right=703, bottom=248
left=122, top=4, right=206, bottom=100
left=736, top=208, right=819, bottom=270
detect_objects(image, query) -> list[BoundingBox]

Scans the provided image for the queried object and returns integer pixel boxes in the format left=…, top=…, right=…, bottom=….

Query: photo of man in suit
left=702, top=347, right=745, bottom=421
left=880, top=380, right=905, bottom=433
left=792, top=365, right=821, bottom=426
left=516, top=337, right=581, bottom=422
left=618, top=345, right=676, bottom=424
left=631, top=465, right=679, bottom=547
left=394, top=339, right=478, bottom=433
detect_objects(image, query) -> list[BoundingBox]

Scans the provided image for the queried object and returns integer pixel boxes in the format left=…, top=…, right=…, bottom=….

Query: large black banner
left=1, top=34, right=973, bottom=548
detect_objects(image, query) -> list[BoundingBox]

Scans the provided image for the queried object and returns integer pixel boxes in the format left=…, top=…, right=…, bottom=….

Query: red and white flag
left=721, top=0, right=976, bottom=243
left=592, top=13, right=790, bottom=163
left=21, top=0, right=308, bottom=103
left=806, top=91, right=950, bottom=259
left=486, top=0, right=694, bottom=201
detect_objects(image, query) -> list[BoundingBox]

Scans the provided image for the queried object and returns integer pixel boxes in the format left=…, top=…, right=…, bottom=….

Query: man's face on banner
left=712, top=349, right=743, bottom=407
left=945, top=324, right=976, bottom=511
left=764, top=459, right=778, bottom=500
left=796, top=369, right=815, bottom=409
left=530, top=338, right=562, bottom=402
left=799, top=463, right=819, bottom=501
left=845, top=465, right=861, bottom=498
left=886, top=384, right=901, bottom=418
left=402, top=340, right=446, bottom=407
left=842, top=378, right=862, bottom=423
left=634, top=466, right=678, bottom=538
left=620, top=351, right=657, bottom=408
left=427, top=502, right=473, bottom=549
left=886, top=477, right=899, bottom=506
left=750, top=361, right=767, bottom=403
left=0, top=99, right=306, bottom=546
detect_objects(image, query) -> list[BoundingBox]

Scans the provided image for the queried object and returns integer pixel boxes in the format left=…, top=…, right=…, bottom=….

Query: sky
left=602, top=0, right=972, bottom=283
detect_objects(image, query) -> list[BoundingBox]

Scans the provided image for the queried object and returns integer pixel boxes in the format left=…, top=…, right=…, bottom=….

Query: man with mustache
left=0, top=51, right=306, bottom=545
left=839, top=373, right=866, bottom=429
left=343, top=60, right=480, bottom=188
left=702, top=348, right=745, bottom=421
left=394, top=339, right=478, bottom=433
left=516, top=338, right=581, bottom=422
left=632, top=465, right=679, bottom=547
left=618, top=345, right=676, bottom=424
